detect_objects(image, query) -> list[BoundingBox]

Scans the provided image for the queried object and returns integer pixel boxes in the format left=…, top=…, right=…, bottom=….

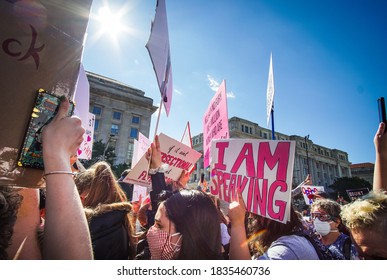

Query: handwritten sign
left=78, top=113, right=95, bottom=160
left=124, top=133, right=202, bottom=188
left=132, top=185, right=147, bottom=203
left=203, top=80, right=229, bottom=168
left=302, top=186, right=325, bottom=205
left=210, top=139, right=295, bottom=223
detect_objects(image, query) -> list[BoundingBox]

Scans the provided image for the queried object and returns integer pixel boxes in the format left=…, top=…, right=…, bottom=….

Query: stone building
left=350, top=162, right=374, bottom=185
left=87, top=71, right=157, bottom=165
left=191, top=116, right=352, bottom=188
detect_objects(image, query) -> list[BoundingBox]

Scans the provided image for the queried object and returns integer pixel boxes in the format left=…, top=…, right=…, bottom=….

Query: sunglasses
left=311, top=212, right=333, bottom=222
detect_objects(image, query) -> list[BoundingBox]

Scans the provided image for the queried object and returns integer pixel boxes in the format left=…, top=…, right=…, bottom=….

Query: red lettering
left=214, top=142, right=229, bottom=170
left=230, top=143, right=255, bottom=177
left=267, top=181, right=287, bottom=221
left=257, top=142, right=290, bottom=181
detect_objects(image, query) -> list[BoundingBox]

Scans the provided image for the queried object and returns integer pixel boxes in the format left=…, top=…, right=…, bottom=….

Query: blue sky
left=82, top=0, right=387, bottom=165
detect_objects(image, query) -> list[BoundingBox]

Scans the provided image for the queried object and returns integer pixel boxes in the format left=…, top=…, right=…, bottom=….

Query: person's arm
left=6, top=188, right=42, bottom=260
left=373, top=122, right=387, bottom=192
left=228, top=191, right=251, bottom=260
left=41, top=97, right=93, bottom=260
left=292, top=174, right=311, bottom=197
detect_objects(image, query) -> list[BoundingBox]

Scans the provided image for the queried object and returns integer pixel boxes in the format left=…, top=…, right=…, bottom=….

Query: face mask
left=146, top=225, right=182, bottom=260
left=313, top=218, right=337, bottom=236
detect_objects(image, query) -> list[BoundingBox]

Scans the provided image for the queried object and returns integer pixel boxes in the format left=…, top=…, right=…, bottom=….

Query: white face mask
left=313, top=218, right=337, bottom=236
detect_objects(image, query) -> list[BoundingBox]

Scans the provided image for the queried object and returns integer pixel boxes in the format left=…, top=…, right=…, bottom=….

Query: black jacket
left=85, top=202, right=132, bottom=260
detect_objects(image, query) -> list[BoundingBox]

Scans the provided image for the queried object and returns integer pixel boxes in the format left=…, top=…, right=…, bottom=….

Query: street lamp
left=102, top=134, right=115, bottom=160
left=304, top=135, right=310, bottom=175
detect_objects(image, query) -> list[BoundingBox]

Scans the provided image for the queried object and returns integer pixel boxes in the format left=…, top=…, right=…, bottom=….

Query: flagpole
left=153, top=97, right=164, bottom=141
left=271, top=106, right=275, bottom=140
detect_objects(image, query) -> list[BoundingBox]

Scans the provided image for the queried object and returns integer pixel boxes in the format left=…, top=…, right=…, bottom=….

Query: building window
left=263, top=133, right=268, bottom=139
left=92, top=106, right=102, bottom=116
left=127, top=142, right=134, bottom=162
left=132, top=116, right=140, bottom=124
left=249, top=127, right=252, bottom=134
left=130, top=127, right=138, bottom=138
left=111, top=124, right=119, bottom=135
left=94, top=119, right=99, bottom=131
left=113, top=111, right=122, bottom=121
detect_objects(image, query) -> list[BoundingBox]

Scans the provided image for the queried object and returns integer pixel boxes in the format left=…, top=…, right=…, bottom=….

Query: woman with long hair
left=146, top=189, right=222, bottom=260
left=75, top=161, right=136, bottom=259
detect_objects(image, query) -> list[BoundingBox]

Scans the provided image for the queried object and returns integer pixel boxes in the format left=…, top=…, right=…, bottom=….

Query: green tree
left=328, top=176, right=372, bottom=202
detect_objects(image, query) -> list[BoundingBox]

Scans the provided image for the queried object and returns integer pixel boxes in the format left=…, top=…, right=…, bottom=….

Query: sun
left=96, top=6, right=125, bottom=39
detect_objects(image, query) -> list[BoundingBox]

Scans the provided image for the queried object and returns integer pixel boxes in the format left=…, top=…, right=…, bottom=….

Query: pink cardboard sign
left=210, top=139, right=296, bottom=223
left=203, top=80, right=229, bottom=168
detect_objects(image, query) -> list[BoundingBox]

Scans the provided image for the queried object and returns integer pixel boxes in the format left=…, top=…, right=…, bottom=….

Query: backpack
left=292, top=231, right=337, bottom=260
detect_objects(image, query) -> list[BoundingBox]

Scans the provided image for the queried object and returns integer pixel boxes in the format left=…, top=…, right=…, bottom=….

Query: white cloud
left=227, top=91, right=236, bottom=99
left=174, top=88, right=182, bottom=95
left=207, top=74, right=220, bottom=92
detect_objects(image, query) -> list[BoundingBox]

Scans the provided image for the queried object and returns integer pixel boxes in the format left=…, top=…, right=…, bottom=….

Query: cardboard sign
left=203, top=80, right=229, bottom=168
left=210, top=139, right=295, bottom=223
left=302, top=186, right=325, bottom=205
left=78, top=113, right=95, bottom=160
left=132, top=185, right=147, bottom=203
left=346, top=187, right=369, bottom=201
left=124, top=133, right=202, bottom=188
left=0, top=0, right=92, bottom=187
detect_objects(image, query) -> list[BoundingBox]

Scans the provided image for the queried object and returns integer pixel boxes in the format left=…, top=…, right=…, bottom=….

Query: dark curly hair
left=0, top=186, right=23, bottom=259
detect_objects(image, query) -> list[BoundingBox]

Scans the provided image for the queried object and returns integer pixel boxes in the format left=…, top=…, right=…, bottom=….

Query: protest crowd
left=0, top=1, right=386, bottom=262
left=1, top=97, right=386, bottom=260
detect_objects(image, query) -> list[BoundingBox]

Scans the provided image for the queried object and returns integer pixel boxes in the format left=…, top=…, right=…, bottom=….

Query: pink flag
left=146, top=0, right=173, bottom=116
left=203, top=80, right=229, bottom=168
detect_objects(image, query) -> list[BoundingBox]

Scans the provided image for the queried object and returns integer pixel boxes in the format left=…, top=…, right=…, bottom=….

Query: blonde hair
left=74, top=161, right=127, bottom=208
left=341, top=191, right=387, bottom=232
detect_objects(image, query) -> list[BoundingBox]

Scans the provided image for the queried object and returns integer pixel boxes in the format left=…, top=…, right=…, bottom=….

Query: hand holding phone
left=18, top=89, right=75, bottom=169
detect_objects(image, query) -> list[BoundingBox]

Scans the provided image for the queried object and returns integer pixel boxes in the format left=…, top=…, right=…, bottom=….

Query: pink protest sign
left=124, top=133, right=202, bottom=188
left=210, top=139, right=296, bottom=223
left=78, top=113, right=95, bottom=160
left=203, top=80, right=229, bottom=168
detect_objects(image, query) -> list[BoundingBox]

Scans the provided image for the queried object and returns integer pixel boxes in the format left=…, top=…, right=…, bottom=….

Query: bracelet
left=43, top=171, right=75, bottom=179
left=148, top=164, right=169, bottom=175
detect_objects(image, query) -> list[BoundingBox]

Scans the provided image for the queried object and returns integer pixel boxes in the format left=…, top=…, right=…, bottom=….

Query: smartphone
left=378, top=97, right=386, bottom=125
left=17, top=89, right=75, bottom=169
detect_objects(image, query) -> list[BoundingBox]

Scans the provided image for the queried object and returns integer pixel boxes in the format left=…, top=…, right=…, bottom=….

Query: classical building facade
left=191, top=116, right=352, bottom=188
left=87, top=71, right=157, bottom=165
left=350, top=162, right=374, bottom=185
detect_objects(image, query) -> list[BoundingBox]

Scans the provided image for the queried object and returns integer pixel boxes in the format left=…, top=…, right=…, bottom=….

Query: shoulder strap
left=292, top=231, right=325, bottom=260
left=343, top=237, right=352, bottom=260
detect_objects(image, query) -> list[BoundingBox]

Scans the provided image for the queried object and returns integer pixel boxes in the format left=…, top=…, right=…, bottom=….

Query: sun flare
left=97, top=6, right=125, bottom=39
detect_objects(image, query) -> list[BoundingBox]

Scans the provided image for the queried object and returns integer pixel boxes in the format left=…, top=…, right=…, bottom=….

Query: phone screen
left=17, top=89, right=74, bottom=169
left=378, top=97, right=387, bottom=125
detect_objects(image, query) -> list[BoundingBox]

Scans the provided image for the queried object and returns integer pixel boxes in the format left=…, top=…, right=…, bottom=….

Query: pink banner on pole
left=203, top=80, right=229, bottom=168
